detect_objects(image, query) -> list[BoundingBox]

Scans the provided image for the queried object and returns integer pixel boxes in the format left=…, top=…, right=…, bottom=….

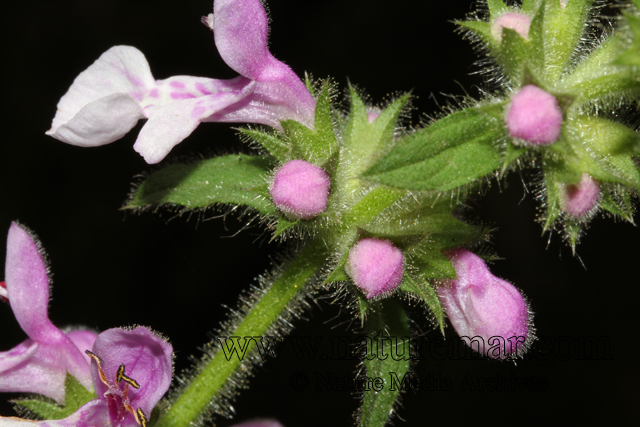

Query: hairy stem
left=155, top=239, right=328, bottom=427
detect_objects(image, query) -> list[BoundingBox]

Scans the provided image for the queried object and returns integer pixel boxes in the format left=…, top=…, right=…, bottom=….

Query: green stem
left=155, top=240, right=328, bottom=427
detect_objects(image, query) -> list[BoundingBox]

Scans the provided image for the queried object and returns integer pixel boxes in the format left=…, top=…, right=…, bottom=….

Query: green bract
left=369, top=0, right=640, bottom=248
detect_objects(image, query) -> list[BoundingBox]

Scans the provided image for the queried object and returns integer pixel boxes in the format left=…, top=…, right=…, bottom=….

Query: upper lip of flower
left=1, top=222, right=95, bottom=403
left=46, top=0, right=316, bottom=164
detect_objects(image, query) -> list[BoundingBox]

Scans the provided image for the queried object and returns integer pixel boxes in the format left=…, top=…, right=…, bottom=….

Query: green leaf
left=240, top=128, right=290, bottom=163
left=502, top=141, right=527, bottom=173
left=599, top=190, right=634, bottom=221
left=363, top=211, right=484, bottom=249
left=126, top=154, right=277, bottom=215
left=499, top=28, right=535, bottom=83
left=324, top=250, right=350, bottom=285
left=408, top=247, right=457, bottom=280
left=400, top=273, right=445, bottom=334
left=314, top=82, right=338, bottom=161
left=15, top=374, right=96, bottom=420
left=271, top=217, right=299, bottom=240
left=614, top=13, right=640, bottom=66
left=363, top=107, right=504, bottom=192
left=572, top=116, right=640, bottom=190
left=338, top=88, right=411, bottom=187
left=457, top=20, right=497, bottom=51
left=540, top=0, right=593, bottom=81
left=542, top=162, right=562, bottom=230
left=359, top=299, right=410, bottom=427
left=280, top=83, right=337, bottom=167
left=487, top=0, right=507, bottom=17
left=521, top=0, right=542, bottom=14
left=343, top=187, right=405, bottom=227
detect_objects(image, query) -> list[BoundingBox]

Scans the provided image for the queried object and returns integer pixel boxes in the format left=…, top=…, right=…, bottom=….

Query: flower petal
left=133, top=77, right=255, bottom=163
left=213, top=0, right=271, bottom=79
left=0, top=338, right=92, bottom=403
left=212, top=0, right=315, bottom=128
left=66, top=330, right=99, bottom=366
left=0, top=399, right=110, bottom=427
left=47, top=93, right=145, bottom=147
left=2, top=223, right=94, bottom=400
left=5, top=222, right=55, bottom=342
left=47, top=46, right=154, bottom=146
left=438, top=249, right=530, bottom=359
left=90, top=327, right=173, bottom=419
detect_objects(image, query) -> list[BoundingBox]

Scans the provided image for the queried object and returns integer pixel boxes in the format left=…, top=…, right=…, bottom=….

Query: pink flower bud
left=506, top=85, right=563, bottom=145
left=559, top=173, right=600, bottom=218
left=366, top=111, right=380, bottom=123
left=491, top=12, right=533, bottom=41
left=437, top=249, right=531, bottom=359
left=346, top=238, right=404, bottom=299
left=270, top=160, right=331, bottom=220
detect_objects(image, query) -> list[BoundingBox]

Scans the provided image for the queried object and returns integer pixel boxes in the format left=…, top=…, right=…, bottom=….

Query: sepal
left=14, top=374, right=96, bottom=421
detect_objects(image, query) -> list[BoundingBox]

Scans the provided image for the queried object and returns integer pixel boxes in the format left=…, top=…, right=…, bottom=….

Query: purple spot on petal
left=129, top=91, right=144, bottom=101
left=171, top=92, right=196, bottom=100
left=170, top=81, right=185, bottom=89
left=196, top=82, right=213, bottom=95
left=149, top=88, right=159, bottom=98
left=191, top=105, right=206, bottom=118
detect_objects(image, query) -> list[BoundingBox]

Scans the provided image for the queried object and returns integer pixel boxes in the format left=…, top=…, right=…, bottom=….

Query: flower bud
left=491, top=12, right=533, bottom=41
left=270, top=160, right=331, bottom=220
left=437, top=249, right=531, bottom=359
left=559, top=173, right=600, bottom=218
left=506, top=85, right=563, bottom=145
left=346, top=238, right=404, bottom=299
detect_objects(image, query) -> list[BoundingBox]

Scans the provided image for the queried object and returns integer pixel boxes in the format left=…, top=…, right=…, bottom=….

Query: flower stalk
left=155, top=239, right=329, bottom=427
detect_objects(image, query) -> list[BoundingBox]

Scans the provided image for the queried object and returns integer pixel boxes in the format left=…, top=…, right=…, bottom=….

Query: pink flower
left=559, top=173, right=600, bottom=218
left=270, top=160, right=331, bottom=220
left=491, top=12, right=533, bottom=41
left=437, top=249, right=531, bottom=359
left=0, top=222, right=96, bottom=403
left=506, top=85, right=563, bottom=145
left=346, top=238, right=404, bottom=299
left=0, top=327, right=173, bottom=427
left=46, top=0, right=316, bottom=164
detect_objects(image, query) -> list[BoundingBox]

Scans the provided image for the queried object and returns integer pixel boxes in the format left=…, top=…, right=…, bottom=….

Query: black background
left=1, top=1, right=638, bottom=425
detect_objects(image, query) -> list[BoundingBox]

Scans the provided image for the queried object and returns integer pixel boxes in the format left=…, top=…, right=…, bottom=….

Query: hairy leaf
left=127, top=154, right=276, bottom=215
left=15, top=374, right=96, bottom=420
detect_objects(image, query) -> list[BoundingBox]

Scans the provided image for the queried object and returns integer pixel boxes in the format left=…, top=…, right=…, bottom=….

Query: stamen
left=85, top=350, right=110, bottom=387
left=121, top=372, right=141, bottom=389
left=135, top=408, right=148, bottom=427
left=116, top=364, right=126, bottom=384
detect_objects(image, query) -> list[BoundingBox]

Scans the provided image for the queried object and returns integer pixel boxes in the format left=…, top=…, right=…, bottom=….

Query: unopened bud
left=559, top=173, right=600, bottom=218
left=270, top=160, right=331, bottom=220
left=506, top=85, right=563, bottom=145
left=491, top=12, right=533, bottom=41
left=346, top=238, right=404, bottom=299
left=437, top=249, right=531, bottom=359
